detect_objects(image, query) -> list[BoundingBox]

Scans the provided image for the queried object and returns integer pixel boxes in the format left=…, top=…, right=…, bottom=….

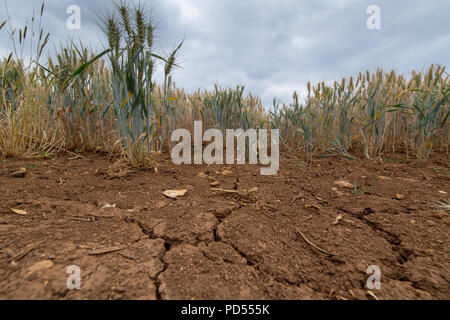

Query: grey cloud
left=1, top=0, right=448, bottom=105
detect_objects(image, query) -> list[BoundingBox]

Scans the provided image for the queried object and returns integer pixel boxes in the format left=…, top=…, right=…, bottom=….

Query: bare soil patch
left=0, top=153, right=448, bottom=300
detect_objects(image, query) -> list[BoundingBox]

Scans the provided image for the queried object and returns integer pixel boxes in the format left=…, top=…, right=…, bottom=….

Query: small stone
left=210, top=181, right=220, bottom=187
left=28, top=260, right=54, bottom=272
left=427, top=220, right=436, bottom=227
left=334, top=181, right=354, bottom=189
left=221, top=170, right=233, bottom=176
left=410, top=220, right=416, bottom=225
left=197, top=172, right=208, bottom=179
left=332, top=187, right=346, bottom=197
left=396, top=194, right=406, bottom=200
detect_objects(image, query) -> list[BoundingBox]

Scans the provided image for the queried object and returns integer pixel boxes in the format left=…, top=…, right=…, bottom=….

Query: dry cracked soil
left=0, top=153, right=449, bottom=300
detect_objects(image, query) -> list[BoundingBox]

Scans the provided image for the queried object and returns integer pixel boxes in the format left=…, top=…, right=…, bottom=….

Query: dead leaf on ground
left=11, top=167, right=27, bottom=178
left=366, top=290, right=380, bottom=300
left=10, top=208, right=28, bottom=215
left=101, top=203, right=116, bottom=209
left=163, top=189, right=188, bottom=199
left=304, top=204, right=321, bottom=211
left=348, top=289, right=356, bottom=299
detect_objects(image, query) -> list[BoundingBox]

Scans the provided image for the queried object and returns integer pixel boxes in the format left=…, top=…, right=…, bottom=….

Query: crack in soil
left=338, top=206, right=421, bottom=289
left=214, top=230, right=258, bottom=267
left=1, top=154, right=448, bottom=299
left=154, top=259, right=168, bottom=300
left=122, top=216, right=169, bottom=300
left=363, top=217, right=415, bottom=265
left=340, top=206, right=415, bottom=263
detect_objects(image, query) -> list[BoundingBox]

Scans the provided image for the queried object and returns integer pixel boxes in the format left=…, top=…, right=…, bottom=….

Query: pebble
left=334, top=181, right=354, bottom=189
left=396, top=194, right=406, bottom=200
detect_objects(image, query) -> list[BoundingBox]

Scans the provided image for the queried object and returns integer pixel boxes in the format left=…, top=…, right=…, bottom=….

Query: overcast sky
left=1, top=0, right=449, bottom=105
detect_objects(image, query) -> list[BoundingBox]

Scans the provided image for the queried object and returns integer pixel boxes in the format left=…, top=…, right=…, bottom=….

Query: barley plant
left=102, top=2, right=183, bottom=165
left=270, top=66, right=449, bottom=163
left=45, top=42, right=114, bottom=152
left=0, top=1, right=61, bottom=157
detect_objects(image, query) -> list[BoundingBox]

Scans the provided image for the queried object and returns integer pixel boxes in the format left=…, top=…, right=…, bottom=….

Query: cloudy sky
left=1, top=0, right=449, bottom=105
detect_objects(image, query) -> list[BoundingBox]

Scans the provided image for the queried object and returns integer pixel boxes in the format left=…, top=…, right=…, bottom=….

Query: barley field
left=0, top=2, right=448, bottom=302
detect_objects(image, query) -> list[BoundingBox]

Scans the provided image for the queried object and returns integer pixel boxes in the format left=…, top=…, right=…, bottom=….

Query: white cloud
left=167, top=0, right=202, bottom=24
left=291, top=36, right=318, bottom=51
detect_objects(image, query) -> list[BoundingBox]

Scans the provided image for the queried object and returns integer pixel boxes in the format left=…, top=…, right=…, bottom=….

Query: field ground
left=0, top=153, right=448, bottom=300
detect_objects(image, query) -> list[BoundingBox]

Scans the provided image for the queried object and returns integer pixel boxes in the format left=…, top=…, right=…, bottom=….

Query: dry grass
left=0, top=3, right=448, bottom=166
left=271, top=66, right=449, bottom=162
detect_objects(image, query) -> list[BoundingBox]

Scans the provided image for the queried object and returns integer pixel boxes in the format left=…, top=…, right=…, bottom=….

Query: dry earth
left=0, top=153, right=449, bottom=300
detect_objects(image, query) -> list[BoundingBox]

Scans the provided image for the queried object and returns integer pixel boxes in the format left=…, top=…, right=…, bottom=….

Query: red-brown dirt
left=0, top=153, right=448, bottom=300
